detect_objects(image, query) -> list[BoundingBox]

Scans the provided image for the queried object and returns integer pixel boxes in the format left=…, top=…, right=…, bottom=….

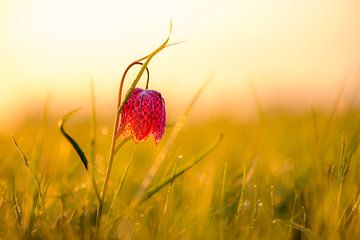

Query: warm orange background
left=1, top=0, right=360, bottom=128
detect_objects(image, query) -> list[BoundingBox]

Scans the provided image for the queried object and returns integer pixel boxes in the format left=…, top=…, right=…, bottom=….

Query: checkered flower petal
left=116, top=88, right=166, bottom=144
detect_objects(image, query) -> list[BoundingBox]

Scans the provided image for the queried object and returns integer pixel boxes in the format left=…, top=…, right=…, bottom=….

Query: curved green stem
left=117, top=62, right=150, bottom=108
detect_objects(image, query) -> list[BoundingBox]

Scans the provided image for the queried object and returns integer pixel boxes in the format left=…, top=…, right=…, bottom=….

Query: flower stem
left=94, top=60, right=140, bottom=238
left=94, top=112, right=129, bottom=238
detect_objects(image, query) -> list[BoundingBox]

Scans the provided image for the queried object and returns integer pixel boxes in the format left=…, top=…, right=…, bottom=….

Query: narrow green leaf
left=118, top=21, right=173, bottom=114
left=11, top=134, right=42, bottom=195
left=109, top=148, right=135, bottom=216
left=236, top=163, right=247, bottom=213
left=58, top=109, right=88, bottom=170
left=139, top=133, right=223, bottom=204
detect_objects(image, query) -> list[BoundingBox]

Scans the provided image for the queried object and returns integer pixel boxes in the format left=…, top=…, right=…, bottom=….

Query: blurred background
left=1, top=0, right=360, bottom=131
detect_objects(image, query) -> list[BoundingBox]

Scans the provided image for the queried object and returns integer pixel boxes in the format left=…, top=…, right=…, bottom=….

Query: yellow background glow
left=1, top=0, right=360, bottom=127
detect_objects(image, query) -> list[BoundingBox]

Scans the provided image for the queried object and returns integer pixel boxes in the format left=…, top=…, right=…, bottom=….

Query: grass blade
left=118, top=20, right=172, bottom=114
left=139, top=133, right=223, bottom=204
left=109, top=147, right=136, bottom=216
left=11, top=134, right=42, bottom=197
left=236, top=163, right=247, bottom=214
left=11, top=178, right=22, bottom=225
left=89, top=80, right=101, bottom=202
left=58, top=109, right=88, bottom=170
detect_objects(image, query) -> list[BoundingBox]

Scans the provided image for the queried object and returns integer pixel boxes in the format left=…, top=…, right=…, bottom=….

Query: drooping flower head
left=116, top=88, right=166, bottom=144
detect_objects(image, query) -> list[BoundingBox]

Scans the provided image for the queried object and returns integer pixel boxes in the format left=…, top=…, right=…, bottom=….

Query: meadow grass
left=1, top=26, right=359, bottom=239
left=1, top=105, right=360, bottom=239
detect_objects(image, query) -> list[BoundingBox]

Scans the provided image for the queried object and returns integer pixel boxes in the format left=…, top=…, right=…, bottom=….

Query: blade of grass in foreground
left=11, top=178, right=22, bottom=225
left=139, top=133, right=223, bottom=205
left=11, top=134, right=42, bottom=198
left=89, top=79, right=101, bottom=202
left=272, top=219, right=314, bottom=237
left=58, top=108, right=102, bottom=202
left=32, top=94, right=51, bottom=172
left=58, top=108, right=88, bottom=170
left=108, top=147, right=136, bottom=217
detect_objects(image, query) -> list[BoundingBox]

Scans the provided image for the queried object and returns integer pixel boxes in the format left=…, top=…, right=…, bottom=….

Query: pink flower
left=116, top=88, right=166, bottom=144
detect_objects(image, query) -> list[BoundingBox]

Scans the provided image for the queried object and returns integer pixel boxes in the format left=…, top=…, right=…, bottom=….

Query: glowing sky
left=1, top=0, right=360, bottom=126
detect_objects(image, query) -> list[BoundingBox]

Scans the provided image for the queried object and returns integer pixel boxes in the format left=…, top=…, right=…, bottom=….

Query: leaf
left=58, top=109, right=88, bottom=170
left=139, top=133, right=223, bottom=204
left=11, top=134, right=42, bottom=195
left=109, top=148, right=136, bottom=217
left=118, top=20, right=173, bottom=114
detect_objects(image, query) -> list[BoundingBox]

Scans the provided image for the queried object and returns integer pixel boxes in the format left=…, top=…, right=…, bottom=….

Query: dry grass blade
left=58, top=108, right=88, bottom=170
left=272, top=219, right=314, bottom=236
left=236, top=163, right=247, bottom=214
left=139, top=133, right=223, bottom=205
left=11, top=178, right=22, bottom=225
left=32, top=94, right=51, bottom=170
left=11, top=134, right=42, bottom=196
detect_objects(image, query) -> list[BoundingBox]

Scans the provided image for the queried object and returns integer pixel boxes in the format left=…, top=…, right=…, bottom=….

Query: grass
left=1, top=105, right=360, bottom=239
left=1, top=25, right=359, bottom=239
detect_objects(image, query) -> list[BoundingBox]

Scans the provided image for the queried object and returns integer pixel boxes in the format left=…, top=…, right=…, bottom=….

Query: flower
left=116, top=88, right=166, bottom=144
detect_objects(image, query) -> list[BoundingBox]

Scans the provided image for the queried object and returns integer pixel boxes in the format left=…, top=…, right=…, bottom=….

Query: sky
left=1, top=0, right=360, bottom=127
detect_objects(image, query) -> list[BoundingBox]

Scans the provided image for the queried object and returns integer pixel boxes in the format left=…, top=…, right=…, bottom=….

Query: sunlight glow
left=1, top=0, right=360, bottom=127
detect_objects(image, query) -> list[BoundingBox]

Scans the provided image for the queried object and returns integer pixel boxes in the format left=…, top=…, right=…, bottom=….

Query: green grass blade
left=11, top=134, right=42, bottom=196
left=58, top=109, right=88, bottom=170
left=236, top=163, right=247, bottom=214
left=11, top=178, right=22, bottom=225
left=118, top=20, right=172, bottom=114
left=89, top=80, right=101, bottom=201
left=139, top=133, right=223, bottom=204
left=31, top=93, right=51, bottom=172
left=221, top=160, right=228, bottom=205
left=272, top=219, right=314, bottom=236
left=109, top=148, right=136, bottom=217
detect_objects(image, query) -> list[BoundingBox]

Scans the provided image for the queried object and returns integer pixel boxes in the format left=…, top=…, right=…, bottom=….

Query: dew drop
left=101, top=127, right=108, bottom=135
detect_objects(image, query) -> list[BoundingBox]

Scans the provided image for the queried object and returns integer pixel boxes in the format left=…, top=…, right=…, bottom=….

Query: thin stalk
left=109, top=147, right=136, bottom=217
left=236, top=163, right=247, bottom=214
left=95, top=56, right=144, bottom=235
left=11, top=134, right=43, bottom=200
left=12, top=178, right=22, bottom=225
left=221, top=160, right=228, bottom=205
left=95, top=135, right=129, bottom=234
left=287, top=194, right=298, bottom=238
left=117, top=62, right=150, bottom=108
left=89, top=79, right=101, bottom=202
